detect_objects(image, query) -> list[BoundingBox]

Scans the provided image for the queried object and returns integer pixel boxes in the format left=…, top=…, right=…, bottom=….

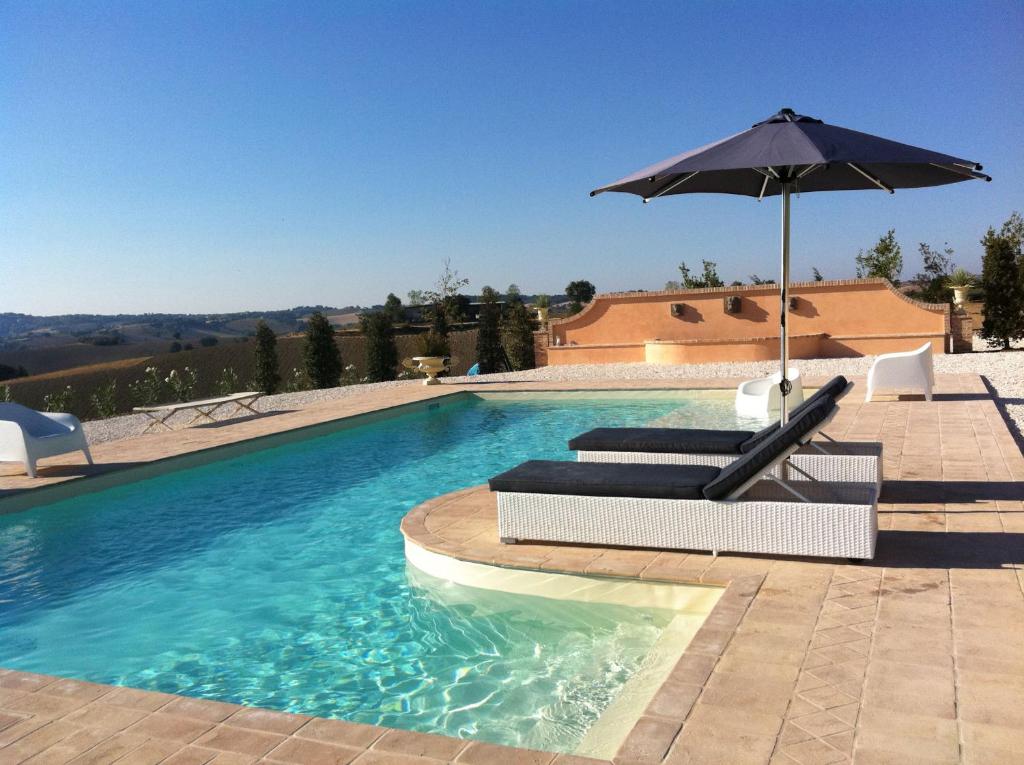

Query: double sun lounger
left=488, top=376, right=880, bottom=561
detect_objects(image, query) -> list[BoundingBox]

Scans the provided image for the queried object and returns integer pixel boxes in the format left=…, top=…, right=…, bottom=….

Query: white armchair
left=735, top=367, right=804, bottom=417
left=0, top=403, right=93, bottom=478
left=865, top=342, right=934, bottom=402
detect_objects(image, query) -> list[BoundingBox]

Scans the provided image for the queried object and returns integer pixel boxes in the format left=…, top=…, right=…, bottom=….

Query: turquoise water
left=0, top=392, right=758, bottom=753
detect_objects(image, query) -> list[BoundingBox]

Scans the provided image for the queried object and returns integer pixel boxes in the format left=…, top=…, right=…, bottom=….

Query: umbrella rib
left=643, top=171, right=700, bottom=203
left=929, top=163, right=992, bottom=182
left=847, top=163, right=895, bottom=194
left=757, top=173, right=769, bottom=201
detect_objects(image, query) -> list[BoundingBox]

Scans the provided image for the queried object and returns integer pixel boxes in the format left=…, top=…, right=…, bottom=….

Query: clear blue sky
left=2, top=0, right=1022, bottom=315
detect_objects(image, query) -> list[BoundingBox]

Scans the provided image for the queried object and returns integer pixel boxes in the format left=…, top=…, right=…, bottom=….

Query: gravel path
left=84, top=339, right=1024, bottom=450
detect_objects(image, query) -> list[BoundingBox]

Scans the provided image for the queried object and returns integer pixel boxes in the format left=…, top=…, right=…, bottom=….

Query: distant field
left=4, top=329, right=479, bottom=421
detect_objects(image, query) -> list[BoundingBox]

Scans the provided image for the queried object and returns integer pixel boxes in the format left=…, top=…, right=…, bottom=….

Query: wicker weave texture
left=497, top=491, right=877, bottom=559
left=577, top=447, right=882, bottom=493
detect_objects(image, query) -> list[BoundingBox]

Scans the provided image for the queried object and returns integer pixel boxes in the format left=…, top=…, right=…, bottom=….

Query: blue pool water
left=0, top=392, right=760, bottom=752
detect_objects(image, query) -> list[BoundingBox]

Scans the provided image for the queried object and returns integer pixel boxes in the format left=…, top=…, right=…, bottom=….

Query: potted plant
left=534, top=294, right=550, bottom=322
left=946, top=268, right=974, bottom=307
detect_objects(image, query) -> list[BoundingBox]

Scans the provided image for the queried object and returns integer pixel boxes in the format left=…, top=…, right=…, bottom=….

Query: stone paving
left=1, top=374, right=1022, bottom=764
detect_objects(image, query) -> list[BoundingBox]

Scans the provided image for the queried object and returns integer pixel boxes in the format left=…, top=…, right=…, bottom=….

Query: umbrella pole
left=779, top=181, right=792, bottom=426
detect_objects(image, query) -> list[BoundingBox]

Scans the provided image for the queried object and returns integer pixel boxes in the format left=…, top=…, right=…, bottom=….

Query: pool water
left=0, top=392, right=762, bottom=753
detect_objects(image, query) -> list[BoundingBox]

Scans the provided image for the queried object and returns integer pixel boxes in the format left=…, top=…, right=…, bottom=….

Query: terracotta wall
left=543, top=279, right=949, bottom=366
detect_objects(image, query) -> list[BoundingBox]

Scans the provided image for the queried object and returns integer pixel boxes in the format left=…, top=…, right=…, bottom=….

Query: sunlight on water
left=0, top=393, right=762, bottom=753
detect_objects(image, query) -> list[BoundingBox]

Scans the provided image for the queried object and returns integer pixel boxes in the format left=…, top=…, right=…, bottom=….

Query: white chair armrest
left=42, top=412, right=81, bottom=431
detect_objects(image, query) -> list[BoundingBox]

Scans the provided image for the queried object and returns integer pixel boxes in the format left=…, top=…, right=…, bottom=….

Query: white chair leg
left=24, top=458, right=37, bottom=478
left=82, top=445, right=94, bottom=465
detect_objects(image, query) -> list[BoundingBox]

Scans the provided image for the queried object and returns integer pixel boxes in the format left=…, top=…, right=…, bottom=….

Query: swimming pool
left=0, top=391, right=764, bottom=755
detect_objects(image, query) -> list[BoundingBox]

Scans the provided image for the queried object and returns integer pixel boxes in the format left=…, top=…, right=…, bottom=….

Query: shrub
left=284, top=367, right=308, bottom=392
left=678, top=262, right=723, bottom=289
left=501, top=299, right=535, bottom=370
left=476, top=286, right=504, bottom=373
left=304, top=312, right=343, bottom=389
left=980, top=212, right=1024, bottom=349
left=217, top=367, right=240, bottom=396
left=129, top=366, right=165, bottom=406
left=253, top=320, right=281, bottom=394
left=90, top=379, right=118, bottom=419
left=419, top=330, right=450, bottom=357
left=200, top=336, right=219, bottom=347
left=361, top=311, right=398, bottom=382
left=43, top=385, right=74, bottom=413
left=166, top=367, right=198, bottom=402
left=169, top=341, right=183, bottom=353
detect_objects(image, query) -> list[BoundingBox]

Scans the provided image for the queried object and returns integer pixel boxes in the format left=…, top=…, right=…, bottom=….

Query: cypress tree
left=501, top=298, right=536, bottom=370
left=980, top=213, right=1024, bottom=349
left=361, top=311, right=398, bottom=382
left=304, top=312, right=343, bottom=388
left=253, top=320, right=281, bottom=394
left=475, top=286, right=503, bottom=373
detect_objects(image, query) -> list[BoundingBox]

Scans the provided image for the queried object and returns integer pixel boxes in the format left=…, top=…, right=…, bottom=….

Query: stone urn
left=536, top=306, right=549, bottom=323
left=952, top=287, right=968, bottom=308
left=409, top=356, right=449, bottom=385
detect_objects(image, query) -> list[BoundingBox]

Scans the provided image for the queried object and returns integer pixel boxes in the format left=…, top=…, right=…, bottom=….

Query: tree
left=678, top=260, right=724, bottom=288
left=811, top=267, right=824, bottom=282
left=565, top=279, right=597, bottom=313
left=749, top=274, right=776, bottom=285
left=856, top=229, right=903, bottom=284
left=384, top=293, right=404, bottom=323
left=502, top=299, right=535, bottom=370
left=253, top=320, right=281, bottom=394
left=665, top=280, right=682, bottom=291
left=361, top=311, right=398, bottom=382
left=407, top=289, right=426, bottom=306
left=979, top=212, right=1024, bottom=349
left=303, top=312, right=343, bottom=388
left=505, top=284, right=521, bottom=301
left=913, top=242, right=955, bottom=303
left=476, top=286, right=504, bottom=373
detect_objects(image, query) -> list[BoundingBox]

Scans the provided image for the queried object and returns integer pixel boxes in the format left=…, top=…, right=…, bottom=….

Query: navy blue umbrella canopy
left=592, top=108, right=990, bottom=423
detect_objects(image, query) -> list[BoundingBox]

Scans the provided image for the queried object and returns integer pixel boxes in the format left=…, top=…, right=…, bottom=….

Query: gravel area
left=83, top=339, right=1024, bottom=451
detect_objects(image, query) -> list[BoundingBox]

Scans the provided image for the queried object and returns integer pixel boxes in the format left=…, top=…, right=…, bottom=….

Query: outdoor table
left=133, top=392, right=263, bottom=433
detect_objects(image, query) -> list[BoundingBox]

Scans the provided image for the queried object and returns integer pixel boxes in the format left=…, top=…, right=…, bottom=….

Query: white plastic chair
left=865, top=342, right=934, bottom=402
left=0, top=403, right=93, bottom=478
left=736, top=368, right=804, bottom=417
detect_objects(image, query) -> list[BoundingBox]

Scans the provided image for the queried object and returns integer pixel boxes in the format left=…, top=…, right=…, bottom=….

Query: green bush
left=43, top=385, right=74, bottom=413
left=90, top=379, right=118, bottom=419
left=217, top=367, right=240, bottom=396
left=129, top=366, right=165, bottom=406
left=166, top=367, right=198, bottom=402
left=304, top=312, right=343, bottom=389
left=361, top=311, right=398, bottom=382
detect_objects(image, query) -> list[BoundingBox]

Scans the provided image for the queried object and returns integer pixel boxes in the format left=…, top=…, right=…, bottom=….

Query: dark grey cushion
left=703, top=399, right=835, bottom=500
left=738, top=375, right=849, bottom=453
left=568, top=427, right=753, bottom=454
left=488, top=460, right=722, bottom=500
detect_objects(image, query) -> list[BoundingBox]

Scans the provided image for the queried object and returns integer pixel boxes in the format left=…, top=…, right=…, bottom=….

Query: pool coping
left=1, top=372, right=1022, bottom=764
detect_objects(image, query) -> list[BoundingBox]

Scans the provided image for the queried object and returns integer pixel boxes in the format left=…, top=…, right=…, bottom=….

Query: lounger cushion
left=568, top=427, right=754, bottom=454
left=488, top=460, right=722, bottom=500
left=739, top=375, right=849, bottom=453
left=703, top=399, right=835, bottom=500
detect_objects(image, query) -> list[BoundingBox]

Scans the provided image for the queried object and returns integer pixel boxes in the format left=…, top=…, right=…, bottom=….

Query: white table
left=133, top=392, right=263, bottom=433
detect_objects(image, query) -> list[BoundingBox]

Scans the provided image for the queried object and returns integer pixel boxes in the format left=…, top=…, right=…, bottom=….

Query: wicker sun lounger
left=489, top=399, right=878, bottom=560
left=570, top=376, right=882, bottom=493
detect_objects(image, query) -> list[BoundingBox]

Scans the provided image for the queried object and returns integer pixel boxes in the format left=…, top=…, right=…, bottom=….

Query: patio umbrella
left=591, top=107, right=990, bottom=423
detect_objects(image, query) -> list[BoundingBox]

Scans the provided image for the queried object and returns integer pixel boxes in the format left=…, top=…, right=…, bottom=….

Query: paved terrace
left=0, top=374, right=1022, bottom=764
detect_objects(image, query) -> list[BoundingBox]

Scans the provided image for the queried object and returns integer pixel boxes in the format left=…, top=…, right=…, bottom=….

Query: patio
left=0, top=374, right=1021, bottom=764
